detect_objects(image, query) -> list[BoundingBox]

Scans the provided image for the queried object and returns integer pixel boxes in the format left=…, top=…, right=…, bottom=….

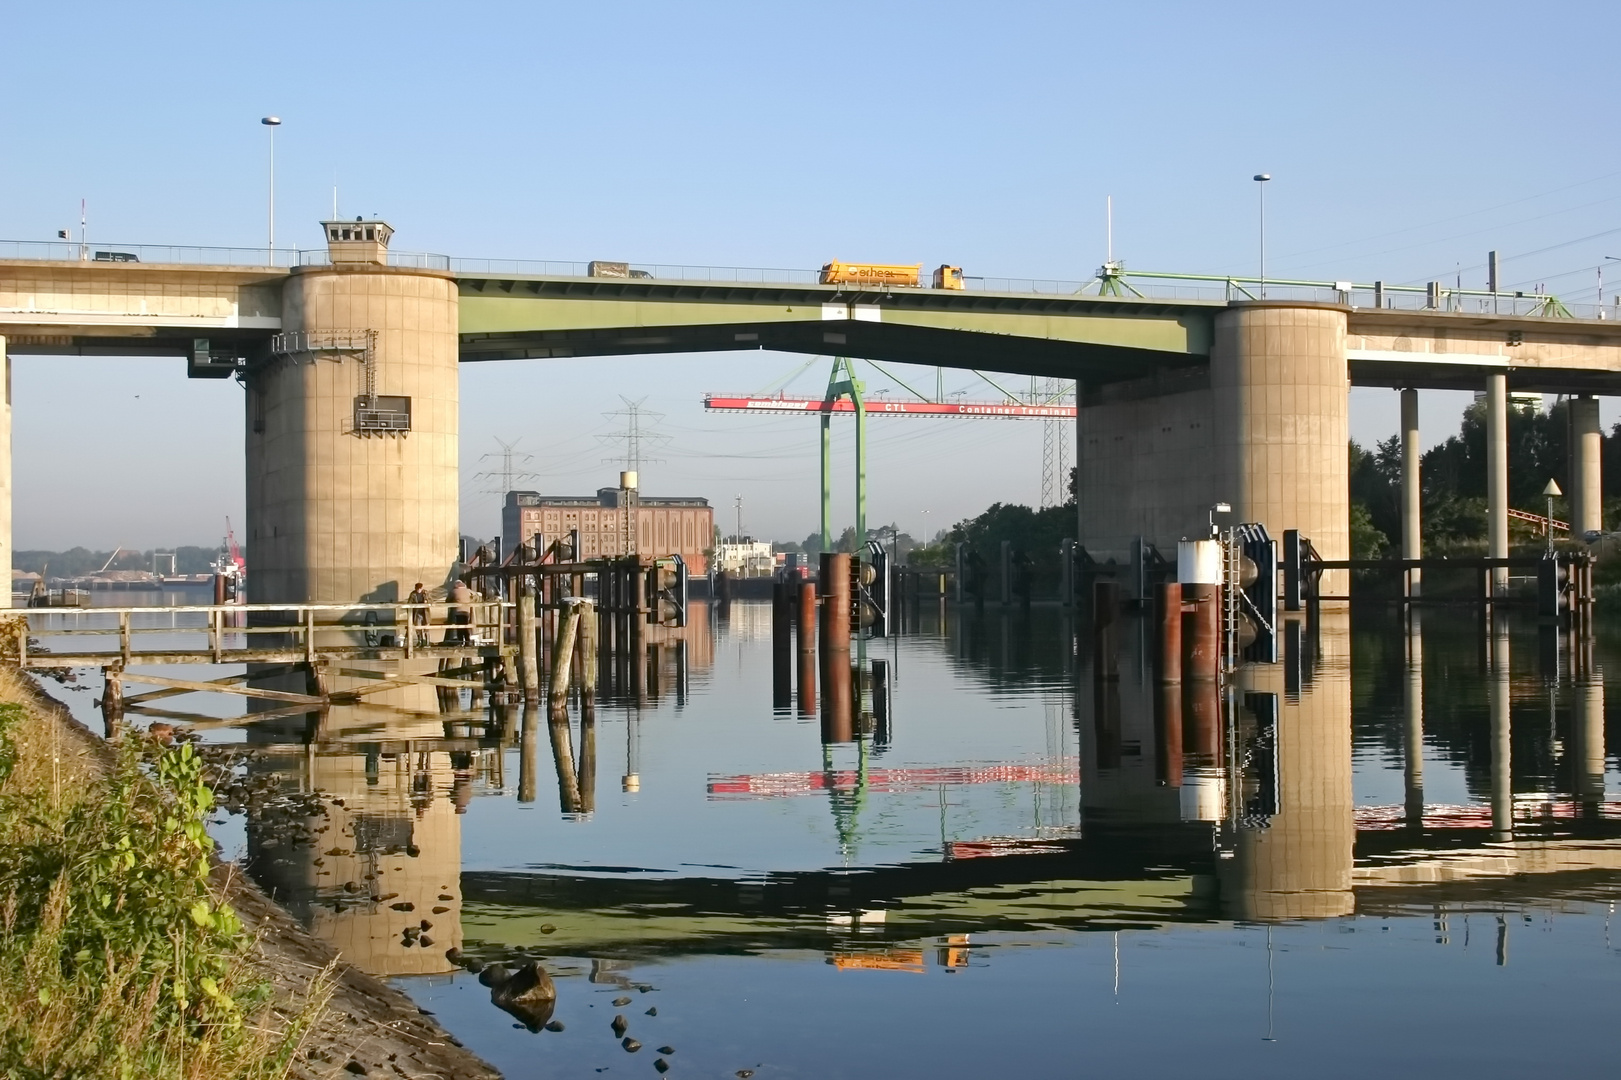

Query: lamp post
left=1253, top=174, right=1271, bottom=299
left=1543, top=479, right=1562, bottom=554
left=261, top=116, right=282, bottom=258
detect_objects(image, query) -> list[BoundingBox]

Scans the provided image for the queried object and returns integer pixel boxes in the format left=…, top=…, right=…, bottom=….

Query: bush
left=0, top=701, right=317, bottom=1079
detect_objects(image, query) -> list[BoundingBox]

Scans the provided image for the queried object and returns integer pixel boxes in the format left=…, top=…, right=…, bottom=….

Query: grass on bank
left=0, top=665, right=325, bottom=1080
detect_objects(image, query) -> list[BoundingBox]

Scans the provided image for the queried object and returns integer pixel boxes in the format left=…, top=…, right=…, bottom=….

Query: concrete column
left=1486, top=373, right=1509, bottom=595
left=1570, top=395, right=1603, bottom=539
left=1400, top=388, right=1421, bottom=597
left=0, top=342, right=10, bottom=610
left=246, top=260, right=459, bottom=604
left=1212, top=303, right=1350, bottom=597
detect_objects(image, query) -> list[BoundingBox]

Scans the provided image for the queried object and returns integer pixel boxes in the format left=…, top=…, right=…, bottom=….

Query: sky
left=6, top=1, right=1621, bottom=550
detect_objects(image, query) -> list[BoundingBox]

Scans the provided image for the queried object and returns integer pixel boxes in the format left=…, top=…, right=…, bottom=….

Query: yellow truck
left=819, top=262, right=966, bottom=290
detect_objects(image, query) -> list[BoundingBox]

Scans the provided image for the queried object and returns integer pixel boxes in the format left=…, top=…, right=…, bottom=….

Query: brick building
left=503, top=486, right=713, bottom=574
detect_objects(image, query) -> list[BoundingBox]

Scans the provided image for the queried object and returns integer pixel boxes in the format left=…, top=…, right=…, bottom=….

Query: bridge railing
left=0, top=241, right=453, bottom=272
left=5, top=237, right=1609, bottom=319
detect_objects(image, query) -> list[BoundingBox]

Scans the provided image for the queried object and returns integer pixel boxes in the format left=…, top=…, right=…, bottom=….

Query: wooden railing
left=17, top=601, right=513, bottom=668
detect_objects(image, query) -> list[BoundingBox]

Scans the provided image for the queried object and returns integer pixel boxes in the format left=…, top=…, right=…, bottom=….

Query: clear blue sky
left=6, top=1, right=1620, bottom=550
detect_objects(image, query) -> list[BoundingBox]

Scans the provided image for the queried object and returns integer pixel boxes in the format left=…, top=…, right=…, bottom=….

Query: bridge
left=5, top=222, right=1621, bottom=608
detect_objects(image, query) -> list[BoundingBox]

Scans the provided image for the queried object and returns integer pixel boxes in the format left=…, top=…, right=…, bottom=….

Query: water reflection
left=120, top=597, right=1621, bottom=1073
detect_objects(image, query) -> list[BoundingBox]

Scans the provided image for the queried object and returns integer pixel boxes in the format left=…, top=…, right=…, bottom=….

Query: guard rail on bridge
left=2, top=239, right=1608, bottom=319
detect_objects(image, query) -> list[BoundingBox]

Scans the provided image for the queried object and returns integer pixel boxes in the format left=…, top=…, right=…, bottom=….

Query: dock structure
left=17, top=601, right=515, bottom=730
left=18, top=538, right=704, bottom=731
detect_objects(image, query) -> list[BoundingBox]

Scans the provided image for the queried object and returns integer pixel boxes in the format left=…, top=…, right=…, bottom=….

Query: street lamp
left=1253, top=174, right=1271, bottom=299
left=1542, top=478, right=1562, bottom=554
left=261, top=116, right=282, bottom=258
left=1602, top=256, right=1621, bottom=318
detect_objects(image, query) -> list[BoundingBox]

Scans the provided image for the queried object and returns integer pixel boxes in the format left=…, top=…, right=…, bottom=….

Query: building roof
left=505, top=489, right=710, bottom=509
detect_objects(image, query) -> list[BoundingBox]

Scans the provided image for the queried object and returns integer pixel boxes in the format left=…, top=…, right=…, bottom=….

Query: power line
left=1276, top=167, right=1621, bottom=266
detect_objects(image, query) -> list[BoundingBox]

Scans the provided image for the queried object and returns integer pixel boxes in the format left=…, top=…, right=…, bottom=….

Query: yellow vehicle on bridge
left=819, top=261, right=966, bottom=290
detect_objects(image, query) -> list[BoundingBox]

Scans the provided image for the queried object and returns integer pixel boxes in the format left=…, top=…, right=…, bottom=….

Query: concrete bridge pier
left=1077, top=302, right=1349, bottom=586
left=1487, top=373, right=1509, bottom=596
left=245, top=221, right=459, bottom=607
left=1570, top=395, right=1603, bottom=538
left=1400, top=388, right=1421, bottom=597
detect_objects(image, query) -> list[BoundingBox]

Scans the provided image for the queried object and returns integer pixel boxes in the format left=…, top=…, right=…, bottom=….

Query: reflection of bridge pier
left=1218, top=611, right=1353, bottom=921
left=1572, top=673, right=1606, bottom=813
left=248, top=743, right=466, bottom=977
left=1490, top=618, right=1513, bottom=841
left=1404, top=613, right=1424, bottom=828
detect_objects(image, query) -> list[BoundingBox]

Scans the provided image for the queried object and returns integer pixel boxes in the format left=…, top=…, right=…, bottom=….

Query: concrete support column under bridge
left=1212, top=302, right=1350, bottom=596
left=1074, top=301, right=1348, bottom=585
left=1486, top=373, right=1509, bottom=596
left=245, top=222, right=460, bottom=605
left=1570, top=394, right=1603, bottom=539
left=1401, top=388, right=1421, bottom=597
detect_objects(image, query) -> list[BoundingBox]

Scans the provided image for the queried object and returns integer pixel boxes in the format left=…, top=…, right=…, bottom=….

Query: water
left=29, top=600, right=1621, bottom=1077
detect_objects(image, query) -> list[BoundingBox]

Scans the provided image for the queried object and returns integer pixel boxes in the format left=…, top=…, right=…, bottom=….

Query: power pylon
left=599, top=396, right=670, bottom=475
left=1039, top=379, right=1073, bottom=508
left=474, top=436, right=538, bottom=497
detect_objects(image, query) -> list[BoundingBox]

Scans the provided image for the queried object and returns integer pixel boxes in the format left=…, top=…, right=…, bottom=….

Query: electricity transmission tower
left=1039, top=379, right=1073, bottom=509
left=599, top=396, right=670, bottom=475
left=473, top=436, right=538, bottom=497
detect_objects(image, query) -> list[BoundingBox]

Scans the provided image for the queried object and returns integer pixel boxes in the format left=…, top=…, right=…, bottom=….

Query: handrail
left=5, top=236, right=1608, bottom=319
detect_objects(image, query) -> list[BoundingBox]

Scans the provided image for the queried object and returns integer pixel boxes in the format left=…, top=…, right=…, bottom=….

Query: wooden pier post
left=797, top=579, right=818, bottom=715
left=100, top=665, right=124, bottom=736
left=517, top=588, right=541, bottom=704
left=820, top=658, right=854, bottom=744
left=819, top=553, right=851, bottom=654
left=578, top=600, right=599, bottom=700
left=772, top=580, right=793, bottom=709
left=549, top=601, right=581, bottom=709
left=306, top=658, right=329, bottom=701
left=1156, top=582, right=1182, bottom=683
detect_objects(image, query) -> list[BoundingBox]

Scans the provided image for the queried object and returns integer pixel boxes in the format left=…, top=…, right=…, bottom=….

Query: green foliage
left=1348, top=501, right=1390, bottom=560
left=910, top=500, right=1075, bottom=593
left=0, top=726, right=311, bottom=1078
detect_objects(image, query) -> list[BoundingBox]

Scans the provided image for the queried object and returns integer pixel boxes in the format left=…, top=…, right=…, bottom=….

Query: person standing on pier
left=408, top=582, right=431, bottom=647
left=446, top=579, right=474, bottom=645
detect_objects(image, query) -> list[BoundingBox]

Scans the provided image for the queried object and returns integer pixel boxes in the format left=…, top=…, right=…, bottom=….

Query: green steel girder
left=456, top=275, right=1213, bottom=382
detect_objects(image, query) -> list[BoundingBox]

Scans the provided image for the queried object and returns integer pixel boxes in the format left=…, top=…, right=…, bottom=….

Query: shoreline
left=4, top=668, right=503, bottom=1080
